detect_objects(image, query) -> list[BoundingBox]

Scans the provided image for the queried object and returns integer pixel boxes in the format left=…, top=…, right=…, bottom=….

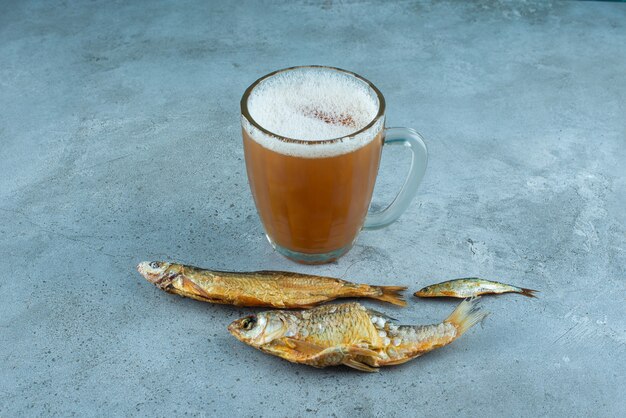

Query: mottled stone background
left=1, top=0, right=625, bottom=416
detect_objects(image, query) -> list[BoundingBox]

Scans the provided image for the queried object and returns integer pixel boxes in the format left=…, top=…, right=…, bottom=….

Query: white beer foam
left=244, top=67, right=382, bottom=158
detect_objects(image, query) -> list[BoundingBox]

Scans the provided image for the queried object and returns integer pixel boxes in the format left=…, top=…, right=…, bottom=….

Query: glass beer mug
left=241, top=66, right=427, bottom=264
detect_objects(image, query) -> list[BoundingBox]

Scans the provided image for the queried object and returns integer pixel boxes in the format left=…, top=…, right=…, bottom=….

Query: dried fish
left=228, top=298, right=487, bottom=372
left=415, top=278, right=537, bottom=298
left=137, top=261, right=406, bottom=308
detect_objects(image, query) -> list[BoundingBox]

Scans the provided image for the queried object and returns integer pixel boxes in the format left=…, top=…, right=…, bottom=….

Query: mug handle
left=363, top=127, right=428, bottom=230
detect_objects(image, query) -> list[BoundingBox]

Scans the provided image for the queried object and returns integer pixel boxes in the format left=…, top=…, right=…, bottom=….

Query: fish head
left=415, top=285, right=434, bottom=297
left=137, top=261, right=172, bottom=284
left=228, top=312, right=290, bottom=347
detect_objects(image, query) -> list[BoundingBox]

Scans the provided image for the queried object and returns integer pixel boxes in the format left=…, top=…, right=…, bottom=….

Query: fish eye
left=149, top=262, right=159, bottom=269
left=242, top=317, right=256, bottom=330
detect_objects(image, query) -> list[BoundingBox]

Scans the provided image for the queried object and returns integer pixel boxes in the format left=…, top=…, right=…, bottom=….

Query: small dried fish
left=415, top=278, right=537, bottom=298
left=228, top=298, right=487, bottom=372
left=137, top=261, right=406, bottom=308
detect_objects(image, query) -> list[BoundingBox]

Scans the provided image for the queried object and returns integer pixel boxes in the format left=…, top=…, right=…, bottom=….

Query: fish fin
left=180, top=278, right=214, bottom=300
left=345, top=345, right=381, bottom=372
left=371, top=285, right=407, bottom=306
left=381, top=356, right=415, bottom=366
left=519, top=287, right=538, bottom=298
left=277, top=339, right=297, bottom=350
left=444, top=297, right=489, bottom=336
left=181, top=278, right=267, bottom=306
left=282, top=338, right=326, bottom=356
left=365, top=308, right=397, bottom=322
left=343, top=358, right=379, bottom=373
left=346, top=346, right=379, bottom=357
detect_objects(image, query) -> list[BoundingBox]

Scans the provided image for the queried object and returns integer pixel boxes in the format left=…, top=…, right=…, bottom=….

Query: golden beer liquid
left=243, top=129, right=383, bottom=254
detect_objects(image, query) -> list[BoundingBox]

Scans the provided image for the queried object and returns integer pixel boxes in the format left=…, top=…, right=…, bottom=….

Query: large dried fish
left=228, top=298, right=487, bottom=372
left=137, top=261, right=406, bottom=308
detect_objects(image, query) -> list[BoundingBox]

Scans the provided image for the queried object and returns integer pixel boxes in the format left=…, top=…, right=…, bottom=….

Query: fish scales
left=296, top=304, right=379, bottom=347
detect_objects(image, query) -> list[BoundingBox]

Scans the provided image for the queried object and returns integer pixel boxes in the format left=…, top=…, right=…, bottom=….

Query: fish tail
left=371, top=286, right=407, bottom=306
left=519, top=287, right=538, bottom=298
left=444, top=298, right=489, bottom=336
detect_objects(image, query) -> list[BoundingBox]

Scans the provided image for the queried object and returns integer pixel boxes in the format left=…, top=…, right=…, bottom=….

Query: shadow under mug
left=241, top=66, right=428, bottom=264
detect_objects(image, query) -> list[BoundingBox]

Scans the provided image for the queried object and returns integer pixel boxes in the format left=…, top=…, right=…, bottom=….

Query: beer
left=241, top=67, right=384, bottom=261
left=243, top=129, right=382, bottom=254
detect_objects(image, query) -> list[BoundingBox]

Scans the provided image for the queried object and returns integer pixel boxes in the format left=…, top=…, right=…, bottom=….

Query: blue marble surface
left=1, top=1, right=625, bottom=416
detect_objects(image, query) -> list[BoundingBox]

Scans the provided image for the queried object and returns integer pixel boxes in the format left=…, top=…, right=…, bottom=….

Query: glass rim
left=240, top=65, right=386, bottom=145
